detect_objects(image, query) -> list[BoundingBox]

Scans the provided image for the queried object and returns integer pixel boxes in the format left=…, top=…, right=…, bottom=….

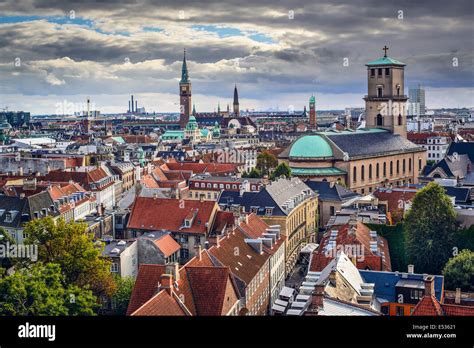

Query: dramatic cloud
left=0, top=0, right=472, bottom=114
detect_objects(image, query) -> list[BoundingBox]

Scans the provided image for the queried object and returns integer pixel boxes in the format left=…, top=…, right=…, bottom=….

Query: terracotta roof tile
left=127, top=197, right=216, bottom=234
left=310, top=221, right=391, bottom=272
left=131, top=290, right=188, bottom=316
left=154, top=235, right=181, bottom=257
left=126, top=264, right=166, bottom=315
left=186, top=266, right=233, bottom=316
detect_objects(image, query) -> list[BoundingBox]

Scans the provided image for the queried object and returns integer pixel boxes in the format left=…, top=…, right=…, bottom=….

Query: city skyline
left=0, top=0, right=473, bottom=114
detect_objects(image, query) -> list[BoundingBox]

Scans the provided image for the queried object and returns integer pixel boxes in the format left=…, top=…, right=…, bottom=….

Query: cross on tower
left=383, top=45, right=389, bottom=57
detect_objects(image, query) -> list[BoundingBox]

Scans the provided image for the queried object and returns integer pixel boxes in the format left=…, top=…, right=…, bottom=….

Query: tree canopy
left=442, top=249, right=474, bottom=292
left=404, top=182, right=458, bottom=274
left=23, top=217, right=116, bottom=297
left=256, top=151, right=278, bottom=176
left=270, top=162, right=291, bottom=180
left=0, top=262, right=97, bottom=316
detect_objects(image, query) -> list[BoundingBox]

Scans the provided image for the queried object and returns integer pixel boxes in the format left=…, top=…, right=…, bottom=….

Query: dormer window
left=265, top=207, right=273, bottom=216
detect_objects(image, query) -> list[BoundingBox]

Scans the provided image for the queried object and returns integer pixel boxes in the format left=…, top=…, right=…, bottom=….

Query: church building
left=279, top=48, right=427, bottom=194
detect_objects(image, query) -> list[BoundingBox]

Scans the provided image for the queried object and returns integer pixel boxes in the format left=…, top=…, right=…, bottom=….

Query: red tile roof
left=154, top=235, right=181, bottom=257
left=374, top=189, right=418, bottom=224
left=185, top=266, right=233, bottom=316
left=208, top=228, right=269, bottom=285
left=131, top=290, right=188, bottom=316
left=127, top=263, right=239, bottom=316
left=310, top=221, right=391, bottom=272
left=162, top=161, right=238, bottom=175
left=212, top=211, right=235, bottom=235
left=126, top=264, right=166, bottom=315
left=127, top=197, right=217, bottom=234
left=412, top=295, right=474, bottom=316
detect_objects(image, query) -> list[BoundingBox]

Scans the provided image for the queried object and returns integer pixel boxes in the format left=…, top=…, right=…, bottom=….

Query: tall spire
left=192, top=103, right=196, bottom=116
left=233, top=84, right=239, bottom=105
left=181, top=48, right=189, bottom=83
left=233, top=84, right=240, bottom=116
left=217, top=102, right=221, bottom=114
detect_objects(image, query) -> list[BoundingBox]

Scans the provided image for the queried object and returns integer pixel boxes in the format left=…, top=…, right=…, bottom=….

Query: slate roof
left=444, top=186, right=471, bottom=204
left=446, top=141, right=474, bottom=162
left=428, top=154, right=470, bottom=178
left=359, top=270, right=444, bottom=303
left=305, top=181, right=359, bottom=202
left=325, top=130, right=423, bottom=159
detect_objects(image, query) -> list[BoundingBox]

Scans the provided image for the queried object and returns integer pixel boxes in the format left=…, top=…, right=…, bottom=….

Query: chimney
left=135, top=100, right=138, bottom=112
left=424, top=275, right=435, bottom=297
left=311, top=284, right=325, bottom=310
left=455, top=288, right=461, bottom=305
left=131, top=95, right=134, bottom=113
left=128, top=101, right=131, bottom=113
left=165, top=262, right=180, bottom=282
left=195, top=244, right=202, bottom=261
left=408, top=264, right=414, bottom=274
left=329, top=270, right=337, bottom=286
left=160, top=274, right=173, bottom=295
left=216, top=235, right=220, bottom=247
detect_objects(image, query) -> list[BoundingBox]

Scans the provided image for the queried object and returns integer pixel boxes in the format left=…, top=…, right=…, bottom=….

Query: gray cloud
left=0, top=0, right=472, bottom=113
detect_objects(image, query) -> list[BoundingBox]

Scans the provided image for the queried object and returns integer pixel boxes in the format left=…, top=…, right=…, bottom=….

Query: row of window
left=352, top=158, right=421, bottom=182
left=370, top=67, right=391, bottom=77
left=375, top=114, right=403, bottom=126
left=193, top=182, right=259, bottom=191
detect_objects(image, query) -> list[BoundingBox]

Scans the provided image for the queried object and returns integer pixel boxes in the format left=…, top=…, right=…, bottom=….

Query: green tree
left=243, top=168, right=262, bottom=178
left=23, top=217, right=116, bottom=297
left=442, top=249, right=474, bottom=292
left=256, top=151, right=278, bottom=176
left=0, top=262, right=97, bottom=315
left=111, top=276, right=135, bottom=315
left=404, top=182, right=457, bottom=274
left=270, top=162, right=291, bottom=180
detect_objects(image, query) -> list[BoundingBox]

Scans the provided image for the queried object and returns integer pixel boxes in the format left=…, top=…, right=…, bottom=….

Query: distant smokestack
left=135, top=100, right=138, bottom=113
left=131, top=95, right=134, bottom=113
left=128, top=101, right=131, bottom=113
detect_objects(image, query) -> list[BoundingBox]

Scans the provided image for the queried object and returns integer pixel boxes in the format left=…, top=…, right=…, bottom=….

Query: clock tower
left=180, top=49, right=192, bottom=128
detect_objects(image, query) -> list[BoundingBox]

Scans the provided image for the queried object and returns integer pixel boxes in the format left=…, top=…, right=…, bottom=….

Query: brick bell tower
left=179, top=49, right=192, bottom=128
left=364, top=46, right=408, bottom=138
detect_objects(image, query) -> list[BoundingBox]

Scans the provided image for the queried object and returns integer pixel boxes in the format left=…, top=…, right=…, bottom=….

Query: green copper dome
left=366, top=56, right=405, bottom=66
left=309, top=95, right=316, bottom=103
left=289, top=135, right=333, bottom=158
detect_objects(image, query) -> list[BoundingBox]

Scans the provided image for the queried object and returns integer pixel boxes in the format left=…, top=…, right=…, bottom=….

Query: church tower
left=364, top=46, right=408, bottom=138
left=233, top=84, right=240, bottom=116
left=309, top=95, right=316, bottom=129
left=180, top=49, right=192, bottom=128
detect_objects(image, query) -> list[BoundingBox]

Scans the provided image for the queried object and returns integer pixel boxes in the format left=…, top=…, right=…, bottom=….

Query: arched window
left=369, top=164, right=372, bottom=179
left=396, top=160, right=400, bottom=174
left=353, top=166, right=357, bottom=182
left=390, top=161, right=393, bottom=176
left=376, top=114, right=383, bottom=126
left=376, top=163, right=380, bottom=178
left=383, top=162, right=386, bottom=177
left=403, top=159, right=406, bottom=173
left=398, top=114, right=403, bottom=126
left=361, top=165, right=365, bottom=181
left=409, top=158, right=412, bottom=172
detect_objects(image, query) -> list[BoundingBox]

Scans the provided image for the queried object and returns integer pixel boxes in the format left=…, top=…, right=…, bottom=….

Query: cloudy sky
left=0, top=0, right=473, bottom=115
